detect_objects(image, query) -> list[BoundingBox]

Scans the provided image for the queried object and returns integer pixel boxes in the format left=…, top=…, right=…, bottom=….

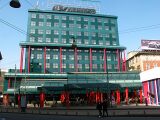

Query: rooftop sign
left=52, top=5, right=96, bottom=14
left=141, top=40, right=160, bottom=50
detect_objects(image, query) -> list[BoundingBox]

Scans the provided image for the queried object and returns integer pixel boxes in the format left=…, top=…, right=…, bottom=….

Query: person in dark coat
left=102, top=99, right=109, bottom=117
left=96, top=101, right=102, bottom=117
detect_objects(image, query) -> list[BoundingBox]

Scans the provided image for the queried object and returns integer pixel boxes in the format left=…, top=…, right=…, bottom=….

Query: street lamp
left=10, top=0, right=21, bottom=8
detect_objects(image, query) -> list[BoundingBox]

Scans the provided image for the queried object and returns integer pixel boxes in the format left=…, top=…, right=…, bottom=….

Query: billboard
left=141, top=40, right=160, bottom=50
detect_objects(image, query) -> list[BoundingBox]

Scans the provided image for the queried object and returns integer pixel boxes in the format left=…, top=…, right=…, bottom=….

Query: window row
left=31, top=13, right=115, bottom=23
left=45, top=63, right=117, bottom=69
left=31, top=54, right=117, bottom=61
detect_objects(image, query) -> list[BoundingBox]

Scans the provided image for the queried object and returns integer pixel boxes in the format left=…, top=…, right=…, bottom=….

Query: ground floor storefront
left=3, top=72, right=142, bottom=108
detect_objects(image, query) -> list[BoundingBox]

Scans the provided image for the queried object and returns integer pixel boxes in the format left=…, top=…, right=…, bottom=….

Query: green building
left=3, top=6, right=141, bottom=106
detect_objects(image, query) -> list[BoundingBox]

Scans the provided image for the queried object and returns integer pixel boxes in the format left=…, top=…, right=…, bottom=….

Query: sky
left=1, top=0, right=160, bottom=70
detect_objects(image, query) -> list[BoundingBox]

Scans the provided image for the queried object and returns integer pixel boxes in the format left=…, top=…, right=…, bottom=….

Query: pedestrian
left=21, top=94, right=27, bottom=112
left=96, top=101, right=102, bottom=118
left=102, top=99, right=108, bottom=117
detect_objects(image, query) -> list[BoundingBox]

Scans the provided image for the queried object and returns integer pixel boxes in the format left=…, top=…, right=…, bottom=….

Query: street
left=0, top=113, right=160, bottom=120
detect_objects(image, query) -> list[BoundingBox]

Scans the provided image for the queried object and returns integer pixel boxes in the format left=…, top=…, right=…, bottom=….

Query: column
left=20, top=47, right=24, bottom=73
left=40, top=92, right=45, bottom=108
left=28, top=46, right=31, bottom=73
left=44, top=47, right=46, bottom=73
left=8, top=78, right=11, bottom=89
left=74, top=47, right=78, bottom=72
left=139, top=87, right=143, bottom=104
left=154, top=79, right=158, bottom=105
left=116, top=89, right=120, bottom=105
left=89, top=48, right=92, bottom=72
left=125, top=87, right=128, bottom=104
left=103, top=48, right=106, bottom=72
left=123, top=50, right=126, bottom=71
left=116, top=49, right=120, bottom=72
left=18, top=94, right=21, bottom=108
left=60, top=47, right=62, bottom=73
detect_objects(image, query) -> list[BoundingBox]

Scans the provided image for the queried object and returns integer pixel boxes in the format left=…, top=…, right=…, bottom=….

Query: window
left=46, top=30, right=51, bottom=34
left=62, top=23, right=66, bottom=28
left=62, top=31, right=66, bottom=35
left=91, top=18, right=95, bottom=22
left=77, top=17, right=81, bottom=21
left=53, top=63, right=58, bottom=68
left=31, top=14, right=36, bottom=18
left=46, top=54, right=50, bottom=59
left=91, top=25, right=95, bottom=29
left=46, top=22, right=51, bottom=27
left=84, top=32, right=88, bottom=36
left=77, top=31, right=81, bottom=36
left=146, top=64, right=150, bottom=70
left=107, top=64, right=112, bottom=69
left=112, top=41, right=117, bottom=45
left=69, top=64, right=74, bottom=68
left=84, top=17, right=89, bottom=21
left=46, top=15, right=51, bottom=19
left=97, top=18, right=102, bottom=22
left=92, top=40, right=96, bottom=45
left=30, top=37, right=35, bottom=42
left=100, top=55, right=103, bottom=60
left=69, top=16, right=74, bottom=20
left=46, top=38, right=51, bottom=43
left=69, top=55, right=74, bottom=60
left=31, top=21, right=36, bottom=26
left=98, top=33, right=102, bottom=37
left=77, top=24, right=81, bottom=28
left=62, top=64, right=66, bottom=68
left=54, top=38, right=58, bottom=43
left=38, top=22, right=43, bottom=26
left=92, top=56, right=97, bottom=60
left=84, top=56, right=89, bottom=60
left=93, top=64, right=97, bottom=69
left=105, top=26, right=109, bottom=30
left=112, top=33, right=116, bottom=38
left=62, top=38, right=66, bottom=43
left=77, top=39, right=81, bottom=44
left=111, top=19, right=115, bottom=24
left=106, top=41, right=110, bottom=45
left=38, top=37, right=43, bottom=42
left=78, top=64, right=82, bottom=69
left=85, top=64, right=89, bottom=69
left=38, top=30, right=43, bottom=34
left=69, top=24, right=74, bottom=28
left=99, top=40, right=103, bottom=45
left=107, top=55, right=111, bottom=61
left=30, top=29, right=35, bottom=34
left=69, top=31, right=74, bottom=35
left=91, top=32, right=96, bottom=37
left=62, top=55, right=66, bottom=60
left=39, top=14, right=44, bottom=19
left=54, top=30, right=59, bottom=35
left=53, top=55, right=58, bottom=59
left=77, top=55, right=82, bottom=60
left=54, top=23, right=59, bottom=27
left=54, top=15, right=59, bottom=19
left=62, top=16, right=66, bottom=20
left=104, top=33, right=109, bottom=38
left=98, top=25, right=102, bottom=30
left=37, top=54, right=42, bottom=59
left=31, top=54, right=34, bottom=59
left=46, top=63, right=50, bottom=68
left=84, top=39, right=89, bottom=44
left=104, top=18, right=109, bottom=23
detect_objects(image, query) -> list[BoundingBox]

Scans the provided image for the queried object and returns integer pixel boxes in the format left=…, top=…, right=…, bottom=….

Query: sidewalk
left=1, top=104, right=160, bottom=117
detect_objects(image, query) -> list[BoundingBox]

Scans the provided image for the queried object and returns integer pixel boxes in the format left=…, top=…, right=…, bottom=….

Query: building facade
left=3, top=7, right=141, bottom=107
left=127, top=40, right=160, bottom=72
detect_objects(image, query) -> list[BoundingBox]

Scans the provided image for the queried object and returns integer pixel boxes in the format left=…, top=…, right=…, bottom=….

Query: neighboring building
left=127, top=40, right=160, bottom=72
left=3, top=6, right=141, bottom=107
left=140, top=67, right=160, bottom=105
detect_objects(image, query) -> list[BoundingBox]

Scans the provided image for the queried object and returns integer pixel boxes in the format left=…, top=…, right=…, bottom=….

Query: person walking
left=96, top=101, right=102, bottom=118
left=102, top=99, right=109, bottom=117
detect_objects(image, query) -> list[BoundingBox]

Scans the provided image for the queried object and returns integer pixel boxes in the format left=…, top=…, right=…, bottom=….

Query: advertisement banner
left=141, top=40, right=160, bottom=50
